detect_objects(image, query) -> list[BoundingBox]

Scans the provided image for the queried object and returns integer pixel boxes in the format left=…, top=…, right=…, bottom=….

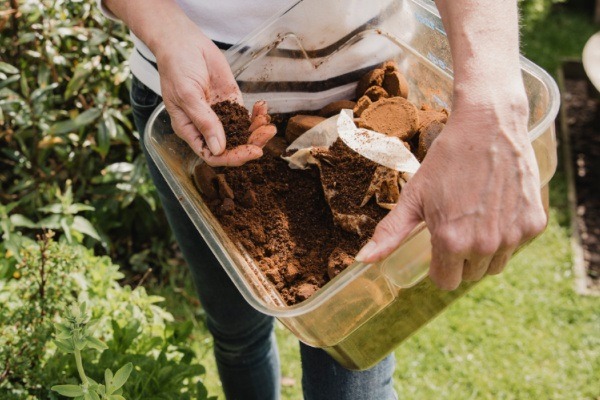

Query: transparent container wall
left=145, top=0, right=559, bottom=370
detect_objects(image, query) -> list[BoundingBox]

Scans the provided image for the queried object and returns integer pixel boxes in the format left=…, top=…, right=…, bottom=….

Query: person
left=97, top=0, right=547, bottom=398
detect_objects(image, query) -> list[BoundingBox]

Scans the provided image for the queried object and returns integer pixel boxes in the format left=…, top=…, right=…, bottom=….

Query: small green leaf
left=72, top=216, right=101, bottom=241
left=9, top=214, right=36, bottom=228
left=96, top=120, right=110, bottom=159
left=0, top=62, right=19, bottom=75
left=54, top=339, right=75, bottom=353
left=105, top=368, right=114, bottom=392
left=38, top=203, right=63, bottom=214
left=0, top=74, right=20, bottom=90
left=65, top=62, right=93, bottom=99
left=86, top=336, right=108, bottom=352
left=60, top=217, right=73, bottom=243
left=31, top=82, right=59, bottom=103
left=36, top=214, right=61, bottom=229
left=74, top=108, right=102, bottom=127
left=111, top=363, right=133, bottom=392
left=51, top=384, right=84, bottom=397
left=49, top=118, right=79, bottom=135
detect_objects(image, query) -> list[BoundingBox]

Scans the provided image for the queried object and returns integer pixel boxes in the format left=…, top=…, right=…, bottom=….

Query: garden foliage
left=0, top=232, right=212, bottom=399
left=0, top=0, right=170, bottom=272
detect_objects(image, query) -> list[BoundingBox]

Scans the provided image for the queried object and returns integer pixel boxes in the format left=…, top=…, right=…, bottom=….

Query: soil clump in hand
left=211, top=100, right=252, bottom=149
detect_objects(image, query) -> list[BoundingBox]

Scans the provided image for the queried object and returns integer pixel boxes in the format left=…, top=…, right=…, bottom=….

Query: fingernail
left=207, top=136, right=224, bottom=155
left=355, top=240, right=379, bottom=262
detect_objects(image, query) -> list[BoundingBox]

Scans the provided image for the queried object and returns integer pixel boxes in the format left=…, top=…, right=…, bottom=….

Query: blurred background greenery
left=0, top=0, right=598, bottom=398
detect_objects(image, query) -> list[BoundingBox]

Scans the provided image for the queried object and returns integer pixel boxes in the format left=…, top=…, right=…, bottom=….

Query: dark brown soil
left=206, top=150, right=373, bottom=304
left=564, top=79, right=600, bottom=287
left=197, top=61, right=448, bottom=305
left=313, top=139, right=388, bottom=234
left=212, top=101, right=251, bottom=149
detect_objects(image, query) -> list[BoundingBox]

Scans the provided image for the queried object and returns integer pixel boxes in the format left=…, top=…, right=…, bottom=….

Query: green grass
left=148, top=7, right=600, bottom=400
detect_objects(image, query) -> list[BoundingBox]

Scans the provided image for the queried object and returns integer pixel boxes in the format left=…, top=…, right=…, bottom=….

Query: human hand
left=154, top=22, right=275, bottom=166
left=200, top=101, right=277, bottom=167
left=355, top=90, right=547, bottom=290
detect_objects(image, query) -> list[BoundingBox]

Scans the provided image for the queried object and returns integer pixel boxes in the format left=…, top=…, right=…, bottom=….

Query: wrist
left=452, top=77, right=528, bottom=118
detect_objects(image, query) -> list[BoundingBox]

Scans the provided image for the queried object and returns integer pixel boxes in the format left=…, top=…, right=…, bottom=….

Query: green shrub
left=0, top=0, right=171, bottom=272
left=0, top=233, right=212, bottom=399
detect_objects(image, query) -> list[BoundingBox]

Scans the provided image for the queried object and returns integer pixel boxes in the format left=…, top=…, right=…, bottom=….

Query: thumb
left=181, top=96, right=226, bottom=156
left=355, top=189, right=422, bottom=263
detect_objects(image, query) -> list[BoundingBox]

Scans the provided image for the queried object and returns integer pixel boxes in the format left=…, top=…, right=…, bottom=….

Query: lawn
left=150, top=7, right=600, bottom=400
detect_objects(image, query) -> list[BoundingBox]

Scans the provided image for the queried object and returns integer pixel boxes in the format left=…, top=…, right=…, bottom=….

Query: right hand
left=154, top=22, right=275, bottom=166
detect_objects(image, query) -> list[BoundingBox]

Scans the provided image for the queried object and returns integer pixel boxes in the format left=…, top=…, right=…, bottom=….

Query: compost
left=196, top=62, right=448, bottom=304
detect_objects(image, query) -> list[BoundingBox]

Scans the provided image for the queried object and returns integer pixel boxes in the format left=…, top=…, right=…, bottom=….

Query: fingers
left=202, top=145, right=264, bottom=167
left=251, top=100, right=268, bottom=120
left=429, top=249, right=464, bottom=291
left=167, top=107, right=208, bottom=156
left=355, top=189, right=422, bottom=263
left=487, top=249, right=515, bottom=275
left=248, top=124, right=277, bottom=147
left=181, top=98, right=226, bottom=155
left=249, top=114, right=271, bottom=132
left=462, top=255, right=493, bottom=282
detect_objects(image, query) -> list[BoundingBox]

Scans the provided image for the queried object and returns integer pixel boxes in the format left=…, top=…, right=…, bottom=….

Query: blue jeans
left=130, top=75, right=397, bottom=400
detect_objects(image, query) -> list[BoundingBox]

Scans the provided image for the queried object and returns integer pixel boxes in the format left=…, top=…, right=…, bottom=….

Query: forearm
left=102, top=0, right=202, bottom=57
left=435, top=0, right=526, bottom=109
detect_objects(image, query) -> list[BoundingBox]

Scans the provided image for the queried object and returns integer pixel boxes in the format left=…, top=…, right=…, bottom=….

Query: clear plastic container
left=144, top=0, right=559, bottom=370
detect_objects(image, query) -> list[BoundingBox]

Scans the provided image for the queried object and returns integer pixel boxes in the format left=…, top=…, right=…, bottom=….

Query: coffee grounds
left=204, top=147, right=374, bottom=305
left=212, top=100, right=251, bottom=149
left=360, top=97, right=419, bottom=141
left=313, top=139, right=389, bottom=235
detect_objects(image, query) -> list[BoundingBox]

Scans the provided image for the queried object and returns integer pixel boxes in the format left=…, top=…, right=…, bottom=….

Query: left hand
left=356, top=88, right=548, bottom=290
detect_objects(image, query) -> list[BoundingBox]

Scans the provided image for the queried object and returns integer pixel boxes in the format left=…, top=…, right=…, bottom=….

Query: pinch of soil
left=327, top=248, right=354, bottom=280
left=417, top=120, right=445, bottom=161
left=295, top=282, right=318, bottom=302
left=353, top=96, right=372, bottom=117
left=417, top=105, right=448, bottom=131
left=319, top=100, right=357, bottom=118
left=264, top=136, right=289, bottom=158
left=356, top=68, right=385, bottom=98
left=283, top=262, right=301, bottom=283
left=192, top=162, right=219, bottom=200
left=216, top=174, right=234, bottom=199
left=238, top=189, right=257, bottom=208
left=360, top=97, right=419, bottom=141
left=285, top=115, right=326, bottom=144
left=220, top=198, right=235, bottom=214
left=212, top=100, right=251, bottom=150
left=382, top=69, right=409, bottom=98
left=364, top=86, right=390, bottom=102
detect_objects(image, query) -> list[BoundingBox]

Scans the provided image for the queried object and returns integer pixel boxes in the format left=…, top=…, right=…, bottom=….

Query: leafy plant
left=37, top=180, right=102, bottom=245
left=52, top=303, right=133, bottom=400
left=0, top=234, right=211, bottom=399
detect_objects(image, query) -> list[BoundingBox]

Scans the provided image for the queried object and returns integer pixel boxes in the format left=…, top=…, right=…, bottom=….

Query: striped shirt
left=98, top=0, right=405, bottom=113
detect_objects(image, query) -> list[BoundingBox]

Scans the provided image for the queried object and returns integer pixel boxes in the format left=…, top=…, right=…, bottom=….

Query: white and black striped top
left=98, top=0, right=416, bottom=113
